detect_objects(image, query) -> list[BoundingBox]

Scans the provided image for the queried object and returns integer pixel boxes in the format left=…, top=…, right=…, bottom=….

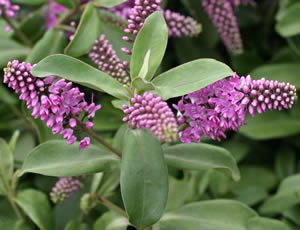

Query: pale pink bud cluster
left=202, top=0, right=243, bottom=54
left=0, top=0, right=19, bottom=18
left=175, top=74, right=297, bottom=144
left=50, top=177, right=83, bottom=203
left=162, top=10, right=201, bottom=37
left=122, top=0, right=162, bottom=55
left=123, top=93, right=178, bottom=143
left=3, top=60, right=101, bottom=149
left=89, top=34, right=130, bottom=85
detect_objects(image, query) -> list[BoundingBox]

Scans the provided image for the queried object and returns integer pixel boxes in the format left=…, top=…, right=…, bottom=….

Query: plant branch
left=94, top=194, right=127, bottom=218
left=2, top=15, right=33, bottom=47
left=55, top=24, right=76, bottom=32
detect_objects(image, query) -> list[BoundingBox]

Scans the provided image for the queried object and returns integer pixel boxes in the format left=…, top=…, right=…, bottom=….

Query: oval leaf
left=95, top=0, right=127, bottom=8
left=131, top=11, right=168, bottom=81
left=247, top=217, right=290, bottom=230
left=152, top=59, right=233, bottom=100
left=159, top=200, right=257, bottom=230
left=31, top=54, right=130, bottom=100
left=20, top=140, right=119, bottom=177
left=163, top=143, right=240, bottom=181
left=121, top=129, right=168, bottom=229
left=94, top=212, right=129, bottom=230
left=65, top=3, right=101, bottom=57
left=15, top=189, right=54, bottom=230
left=276, top=3, right=300, bottom=37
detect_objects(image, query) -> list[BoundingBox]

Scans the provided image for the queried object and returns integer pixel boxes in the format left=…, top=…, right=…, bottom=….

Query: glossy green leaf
left=121, top=129, right=168, bottom=229
left=0, top=38, right=30, bottom=68
left=15, top=189, right=54, bottom=230
left=113, top=124, right=129, bottom=151
left=54, top=0, right=75, bottom=8
left=152, top=59, right=233, bottom=100
left=93, top=212, right=128, bottom=230
left=0, top=138, right=13, bottom=193
left=163, top=143, right=240, bottom=181
left=20, top=140, right=119, bottom=177
left=132, top=78, right=156, bottom=93
left=138, top=50, right=151, bottom=79
left=131, top=12, right=168, bottom=80
left=8, top=130, right=20, bottom=153
left=276, top=3, right=300, bottom=37
left=27, top=28, right=67, bottom=63
left=287, top=35, right=300, bottom=56
left=235, top=187, right=268, bottom=206
left=65, top=3, right=101, bottom=57
left=95, top=0, right=127, bottom=8
left=259, top=174, right=300, bottom=214
left=158, top=200, right=257, bottom=230
left=31, top=54, right=130, bottom=100
left=239, top=111, right=300, bottom=140
left=247, top=217, right=290, bottom=230
left=283, top=205, right=300, bottom=226
left=250, top=63, right=300, bottom=89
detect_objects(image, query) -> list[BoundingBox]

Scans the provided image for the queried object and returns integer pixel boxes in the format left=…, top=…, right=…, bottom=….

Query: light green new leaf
left=0, top=138, right=13, bottom=193
left=276, top=3, right=300, bottom=37
left=31, top=54, right=130, bottom=100
left=65, top=3, right=101, bottom=57
left=158, top=200, right=257, bottom=230
left=94, top=212, right=129, bottom=230
left=259, top=174, right=300, bottom=214
left=121, top=129, right=168, bottom=229
left=152, top=59, right=233, bottom=100
left=163, top=143, right=240, bottom=181
left=8, top=130, right=20, bottom=153
left=250, top=63, right=300, bottom=89
left=95, top=0, right=127, bottom=8
left=20, top=140, right=119, bottom=177
left=247, top=217, right=290, bottom=230
left=131, top=12, right=168, bottom=81
left=27, top=28, right=67, bottom=63
left=15, top=189, right=54, bottom=230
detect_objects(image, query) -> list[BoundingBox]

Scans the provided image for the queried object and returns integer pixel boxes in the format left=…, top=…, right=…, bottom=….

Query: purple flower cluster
left=89, top=34, right=130, bottom=85
left=108, top=0, right=134, bottom=20
left=122, top=0, right=162, bottom=55
left=202, top=0, right=243, bottom=54
left=50, top=177, right=83, bottom=203
left=175, top=73, right=297, bottom=144
left=123, top=93, right=178, bottom=143
left=0, top=0, right=20, bottom=31
left=46, top=0, right=66, bottom=30
left=3, top=60, right=101, bottom=149
left=163, top=10, right=201, bottom=38
left=228, top=0, right=255, bottom=6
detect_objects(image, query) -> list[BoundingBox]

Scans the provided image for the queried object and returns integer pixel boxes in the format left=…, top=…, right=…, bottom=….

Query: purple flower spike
left=0, top=0, right=20, bottom=31
left=50, top=177, right=83, bottom=203
left=123, top=93, right=178, bottom=143
left=202, top=0, right=243, bottom=54
left=3, top=60, right=102, bottom=149
left=89, top=34, right=130, bottom=85
left=162, top=10, right=201, bottom=38
left=175, top=73, right=297, bottom=144
left=122, top=0, right=162, bottom=54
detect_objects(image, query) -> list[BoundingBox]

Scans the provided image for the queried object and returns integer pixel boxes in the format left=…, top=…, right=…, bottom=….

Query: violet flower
left=89, top=34, right=130, bottom=85
left=0, top=0, right=20, bottom=31
left=123, top=93, right=178, bottom=143
left=202, top=0, right=243, bottom=54
left=175, top=73, right=297, bottom=144
left=3, top=60, right=101, bottom=149
left=108, top=0, right=134, bottom=20
left=50, top=177, right=83, bottom=203
left=46, top=0, right=66, bottom=30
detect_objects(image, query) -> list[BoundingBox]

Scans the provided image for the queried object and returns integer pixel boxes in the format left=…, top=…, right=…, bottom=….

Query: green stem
left=55, top=24, right=76, bottom=32
left=76, top=119, right=122, bottom=158
left=56, top=8, right=77, bottom=26
left=94, top=194, right=127, bottom=218
left=2, top=15, right=33, bottom=47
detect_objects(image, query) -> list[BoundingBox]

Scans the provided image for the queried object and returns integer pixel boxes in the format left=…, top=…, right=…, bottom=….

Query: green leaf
left=15, top=189, right=54, bottom=230
left=13, top=0, right=46, bottom=5
left=121, top=129, right=168, bottom=229
left=113, top=124, right=129, bottom=151
left=65, top=3, right=101, bottom=57
left=31, top=54, right=130, bottom=100
left=259, top=174, right=300, bottom=214
left=247, top=217, right=290, bottom=230
left=250, top=63, right=300, bottom=89
left=163, top=143, right=240, bottom=181
left=239, top=111, right=300, bottom=140
left=283, top=205, right=300, bottom=226
left=95, top=0, right=127, bottom=8
left=235, top=187, right=268, bottom=206
left=158, top=200, right=257, bottom=230
left=93, top=212, right=128, bottom=230
left=54, top=0, right=75, bottom=8
left=131, top=12, right=168, bottom=81
left=0, top=84, right=17, bottom=104
left=0, top=38, right=30, bottom=68
left=132, top=78, right=156, bottom=93
left=8, top=130, right=20, bottom=153
left=138, top=50, right=151, bottom=79
left=0, top=138, right=14, bottom=193
left=27, top=29, right=67, bottom=63
left=20, top=140, right=119, bottom=177
left=276, top=3, right=300, bottom=37
left=287, top=35, right=300, bottom=56
left=152, top=59, right=233, bottom=100
left=275, top=148, right=296, bottom=180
